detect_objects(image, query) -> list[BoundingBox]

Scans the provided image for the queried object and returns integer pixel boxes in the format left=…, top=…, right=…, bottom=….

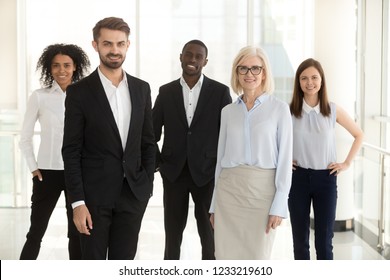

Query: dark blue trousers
left=288, top=166, right=337, bottom=260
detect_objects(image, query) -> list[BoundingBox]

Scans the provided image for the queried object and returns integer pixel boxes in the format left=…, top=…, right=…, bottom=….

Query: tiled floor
left=0, top=175, right=386, bottom=260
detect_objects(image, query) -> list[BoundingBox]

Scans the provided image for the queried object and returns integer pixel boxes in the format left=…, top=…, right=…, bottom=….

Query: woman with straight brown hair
left=289, top=58, right=363, bottom=259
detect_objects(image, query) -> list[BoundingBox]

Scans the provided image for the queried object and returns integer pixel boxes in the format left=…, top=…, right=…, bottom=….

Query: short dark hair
left=93, top=17, right=130, bottom=41
left=182, top=40, right=208, bottom=58
left=37, top=44, right=90, bottom=88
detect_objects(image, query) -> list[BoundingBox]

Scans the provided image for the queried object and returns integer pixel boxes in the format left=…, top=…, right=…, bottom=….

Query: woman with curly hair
left=19, top=44, right=90, bottom=259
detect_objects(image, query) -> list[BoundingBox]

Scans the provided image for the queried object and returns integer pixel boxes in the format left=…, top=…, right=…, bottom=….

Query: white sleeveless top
left=292, top=101, right=336, bottom=170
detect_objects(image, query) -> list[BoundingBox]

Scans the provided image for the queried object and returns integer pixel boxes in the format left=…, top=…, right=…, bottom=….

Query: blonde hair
left=230, top=46, right=274, bottom=95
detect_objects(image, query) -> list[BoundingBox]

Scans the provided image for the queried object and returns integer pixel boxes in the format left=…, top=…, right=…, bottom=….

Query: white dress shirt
left=180, top=74, right=203, bottom=126
left=98, top=67, right=131, bottom=150
left=210, top=94, right=293, bottom=218
left=19, top=81, right=66, bottom=172
left=71, top=68, right=132, bottom=209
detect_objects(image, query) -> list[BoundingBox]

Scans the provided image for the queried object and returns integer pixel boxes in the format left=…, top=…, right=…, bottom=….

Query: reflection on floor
left=0, top=175, right=386, bottom=260
left=0, top=207, right=386, bottom=260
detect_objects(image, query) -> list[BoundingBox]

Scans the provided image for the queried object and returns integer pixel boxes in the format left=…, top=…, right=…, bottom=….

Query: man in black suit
left=62, top=17, right=155, bottom=260
left=153, top=40, right=232, bottom=259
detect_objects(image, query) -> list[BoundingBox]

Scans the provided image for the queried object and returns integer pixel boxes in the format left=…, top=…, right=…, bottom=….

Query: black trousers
left=162, top=163, right=215, bottom=260
left=20, top=169, right=81, bottom=260
left=79, top=178, right=148, bottom=260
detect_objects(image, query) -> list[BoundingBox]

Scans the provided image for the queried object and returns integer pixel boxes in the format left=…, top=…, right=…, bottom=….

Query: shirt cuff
left=26, top=158, right=38, bottom=173
left=269, top=190, right=289, bottom=218
left=209, top=188, right=217, bottom=213
left=71, top=200, right=85, bottom=209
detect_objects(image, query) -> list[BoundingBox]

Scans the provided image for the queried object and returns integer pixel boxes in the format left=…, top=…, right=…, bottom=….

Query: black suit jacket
left=62, top=70, right=155, bottom=206
left=153, top=75, right=231, bottom=187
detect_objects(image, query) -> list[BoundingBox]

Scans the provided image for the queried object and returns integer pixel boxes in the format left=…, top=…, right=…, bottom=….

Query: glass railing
left=355, top=142, right=390, bottom=258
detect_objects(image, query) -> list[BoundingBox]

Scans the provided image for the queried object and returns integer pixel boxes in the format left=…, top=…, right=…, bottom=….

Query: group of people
left=19, top=16, right=364, bottom=260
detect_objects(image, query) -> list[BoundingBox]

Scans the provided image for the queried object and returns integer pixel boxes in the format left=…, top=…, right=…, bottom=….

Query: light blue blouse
left=292, top=101, right=336, bottom=169
left=210, top=94, right=293, bottom=218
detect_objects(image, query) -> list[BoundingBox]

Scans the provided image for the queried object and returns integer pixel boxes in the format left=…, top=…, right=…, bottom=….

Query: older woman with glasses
left=209, top=46, right=293, bottom=260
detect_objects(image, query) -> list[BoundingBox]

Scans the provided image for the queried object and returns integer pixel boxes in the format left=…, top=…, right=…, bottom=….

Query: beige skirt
left=214, top=165, right=276, bottom=260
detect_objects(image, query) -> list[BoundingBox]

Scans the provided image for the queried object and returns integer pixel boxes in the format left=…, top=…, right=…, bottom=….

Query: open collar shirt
left=210, top=93, right=293, bottom=218
left=180, top=74, right=204, bottom=127
left=98, top=67, right=131, bottom=150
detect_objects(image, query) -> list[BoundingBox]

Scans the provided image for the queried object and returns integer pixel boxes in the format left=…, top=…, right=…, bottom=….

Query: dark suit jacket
left=62, top=70, right=155, bottom=206
left=153, top=75, right=231, bottom=187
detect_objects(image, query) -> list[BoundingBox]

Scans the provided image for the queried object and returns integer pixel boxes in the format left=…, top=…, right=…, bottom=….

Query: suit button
left=188, top=131, right=192, bottom=135
left=123, top=160, right=126, bottom=163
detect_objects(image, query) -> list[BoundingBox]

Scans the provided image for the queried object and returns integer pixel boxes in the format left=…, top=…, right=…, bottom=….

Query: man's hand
left=209, top=213, right=215, bottom=229
left=73, top=205, right=93, bottom=235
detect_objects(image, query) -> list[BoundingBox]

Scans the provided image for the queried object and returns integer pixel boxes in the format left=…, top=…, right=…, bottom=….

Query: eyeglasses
left=237, top=66, right=263, bottom=75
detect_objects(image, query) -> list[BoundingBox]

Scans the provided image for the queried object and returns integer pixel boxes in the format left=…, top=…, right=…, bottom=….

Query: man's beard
left=100, top=53, right=125, bottom=69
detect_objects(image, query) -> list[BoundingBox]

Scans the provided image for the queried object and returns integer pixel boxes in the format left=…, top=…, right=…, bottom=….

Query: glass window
left=24, top=0, right=313, bottom=103
left=1, top=0, right=314, bottom=207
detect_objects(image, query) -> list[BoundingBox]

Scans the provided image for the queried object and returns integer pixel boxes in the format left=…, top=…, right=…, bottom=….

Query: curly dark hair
left=36, top=43, right=90, bottom=88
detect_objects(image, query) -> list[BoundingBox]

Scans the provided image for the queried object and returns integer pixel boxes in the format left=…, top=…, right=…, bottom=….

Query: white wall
left=314, top=0, right=357, bottom=222
left=0, top=0, right=17, bottom=111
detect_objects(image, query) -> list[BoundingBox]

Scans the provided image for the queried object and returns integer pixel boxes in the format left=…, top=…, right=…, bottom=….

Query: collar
left=97, top=67, right=128, bottom=87
left=302, top=99, right=320, bottom=114
left=180, top=74, right=204, bottom=89
left=48, top=80, right=64, bottom=94
left=237, top=92, right=269, bottom=105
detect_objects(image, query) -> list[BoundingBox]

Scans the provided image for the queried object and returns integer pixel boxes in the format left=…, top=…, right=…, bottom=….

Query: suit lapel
left=172, top=79, right=189, bottom=127
left=125, top=74, right=136, bottom=152
left=88, top=70, right=122, bottom=145
left=190, top=76, right=211, bottom=127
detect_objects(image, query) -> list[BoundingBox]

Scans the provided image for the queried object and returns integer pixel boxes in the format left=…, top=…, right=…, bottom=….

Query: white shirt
left=72, top=69, right=132, bottom=209
left=98, top=68, right=131, bottom=150
left=180, top=74, right=203, bottom=126
left=210, top=94, right=293, bottom=218
left=19, top=81, right=66, bottom=172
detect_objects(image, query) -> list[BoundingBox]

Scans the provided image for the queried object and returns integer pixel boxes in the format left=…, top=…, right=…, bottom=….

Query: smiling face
left=50, top=54, right=76, bottom=91
left=92, top=28, right=130, bottom=70
left=237, top=55, right=265, bottom=93
left=299, top=66, right=322, bottom=98
left=180, top=43, right=208, bottom=78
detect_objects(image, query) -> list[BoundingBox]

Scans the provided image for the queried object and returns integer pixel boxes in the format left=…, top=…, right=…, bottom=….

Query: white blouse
left=19, top=81, right=66, bottom=172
